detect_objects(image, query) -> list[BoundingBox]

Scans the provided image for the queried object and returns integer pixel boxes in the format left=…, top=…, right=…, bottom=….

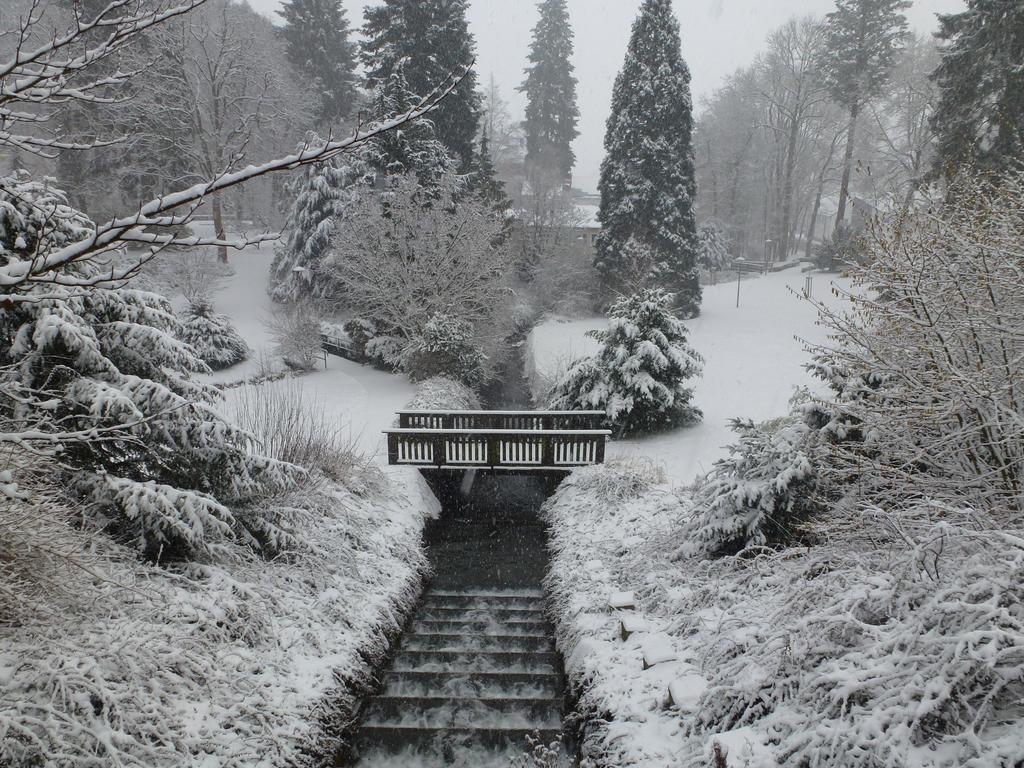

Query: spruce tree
left=468, top=130, right=513, bottom=221
left=519, top=0, right=580, bottom=184
left=823, top=0, right=910, bottom=229
left=361, top=0, right=481, bottom=169
left=931, top=0, right=1024, bottom=176
left=548, top=288, right=703, bottom=436
left=278, top=0, right=358, bottom=126
left=269, top=136, right=371, bottom=303
left=594, top=0, right=701, bottom=316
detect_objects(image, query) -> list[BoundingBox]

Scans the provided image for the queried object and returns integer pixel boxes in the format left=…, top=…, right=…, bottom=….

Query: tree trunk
left=805, top=191, right=823, bottom=261
left=833, top=102, right=860, bottom=233
left=212, top=195, right=228, bottom=263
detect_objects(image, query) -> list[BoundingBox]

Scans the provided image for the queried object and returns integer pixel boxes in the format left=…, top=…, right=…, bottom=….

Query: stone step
left=391, top=650, right=560, bottom=675
left=356, top=725, right=564, bottom=755
left=410, top=619, right=553, bottom=637
left=378, top=671, right=564, bottom=700
left=401, top=633, right=555, bottom=654
left=416, top=606, right=547, bottom=623
left=361, top=696, right=563, bottom=731
left=420, top=593, right=545, bottom=611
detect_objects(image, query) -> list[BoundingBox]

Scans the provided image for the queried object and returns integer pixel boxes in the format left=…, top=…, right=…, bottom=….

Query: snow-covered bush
left=548, top=288, right=703, bottom=436
left=697, top=221, right=731, bottom=271
left=569, top=458, right=667, bottom=504
left=325, top=172, right=512, bottom=377
left=809, top=172, right=1024, bottom=518
left=1, top=173, right=300, bottom=561
left=228, top=378, right=376, bottom=490
left=679, top=414, right=820, bottom=558
left=342, top=317, right=377, bottom=361
left=179, top=298, right=249, bottom=370
left=265, top=298, right=324, bottom=371
left=403, top=312, right=487, bottom=387
left=814, top=222, right=864, bottom=270
left=403, top=376, right=482, bottom=414
left=365, top=335, right=405, bottom=372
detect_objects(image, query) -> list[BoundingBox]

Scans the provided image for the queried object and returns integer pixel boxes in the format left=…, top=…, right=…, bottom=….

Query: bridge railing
left=395, top=409, right=605, bottom=431
left=384, top=427, right=610, bottom=469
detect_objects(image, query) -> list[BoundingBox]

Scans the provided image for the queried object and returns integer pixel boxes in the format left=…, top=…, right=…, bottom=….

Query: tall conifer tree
left=595, top=0, right=700, bottom=316
left=931, top=0, right=1024, bottom=176
left=278, top=0, right=358, bottom=125
left=519, top=0, right=580, bottom=184
left=361, top=0, right=480, bottom=169
left=823, top=0, right=910, bottom=229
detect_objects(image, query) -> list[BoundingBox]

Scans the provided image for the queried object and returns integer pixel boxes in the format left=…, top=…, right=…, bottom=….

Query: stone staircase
left=353, top=587, right=567, bottom=765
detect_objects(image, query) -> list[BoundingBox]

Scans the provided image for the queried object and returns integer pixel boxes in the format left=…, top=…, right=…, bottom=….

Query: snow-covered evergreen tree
left=678, top=414, right=819, bottom=559
left=179, top=298, right=250, bottom=371
left=519, top=0, right=580, bottom=183
left=548, top=288, right=703, bottom=435
left=467, top=130, right=513, bottom=230
left=277, top=0, right=358, bottom=125
left=403, top=312, right=487, bottom=387
left=269, top=137, right=370, bottom=302
left=594, top=0, right=701, bottom=316
left=361, top=0, right=480, bottom=169
left=697, top=222, right=732, bottom=271
left=0, top=172, right=300, bottom=560
left=931, top=0, right=1024, bottom=175
left=362, top=71, right=454, bottom=186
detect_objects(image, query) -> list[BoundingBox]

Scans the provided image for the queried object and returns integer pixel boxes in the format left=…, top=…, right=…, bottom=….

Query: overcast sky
left=246, top=0, right=965, bottom=192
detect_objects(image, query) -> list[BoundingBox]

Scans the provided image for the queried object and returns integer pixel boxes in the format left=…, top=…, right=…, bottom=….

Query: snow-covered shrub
left=809, top=172, right=1024, bottom=518
left=266, top=298, right=324, bottom=371
left=697, top=221, right=731, bottom=271
left=0, top=173, right=300, bottom=560
left=342, top=317, right=377, bottom=361
left=228, top=378, right=376, bottom=489
left=548, top=288, right=703, bottom=436
left=179, top=298, right=249, bottom=370
left=365, top=335, right=405, bottom=372
left=569, top=458, right=667, bottom=504
left=403, top=376, right=482, bottom=413
left=325, top=172, right=512, bottom=373
left=148, top=250, right=232, bottom=305
left=814, top=222, right=864, bottom=270
left=679, top=414, right=820, bottom=558
left=403, top=312, right=487, bottom=387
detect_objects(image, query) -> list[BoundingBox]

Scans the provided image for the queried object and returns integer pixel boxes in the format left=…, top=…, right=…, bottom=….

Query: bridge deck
left=385, top=411, right=609, bottom=470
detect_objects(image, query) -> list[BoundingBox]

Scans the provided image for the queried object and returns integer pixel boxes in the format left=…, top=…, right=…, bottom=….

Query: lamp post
left=735, top=257, right=744, bottom=308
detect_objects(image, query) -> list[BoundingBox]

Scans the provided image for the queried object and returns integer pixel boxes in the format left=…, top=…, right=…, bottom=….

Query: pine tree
left=548, top=288, right=703, bottom=436
left=519, top=0, right=580, bottom=184
left=361, top=0, right=481, bottom=169
left=931, top=0, right=1024, bottom=176
left=823, top=0, right=910, bottom=229
left=1, top=172, right=301, bottom=560
left=269, top=137, right=371, bottom=303
left=467, top=130, right=513, bottom=222
left=179, top=298, right=250, bottom=371
left=595, top=0, right=701, bottom=316
left=278, top=0, right=358, bottom=126
left=361, top=71, right=454, bottom=185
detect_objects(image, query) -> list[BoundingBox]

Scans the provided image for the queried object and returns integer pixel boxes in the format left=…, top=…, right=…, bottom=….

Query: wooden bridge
left=384, top=410, right=610, bottom=471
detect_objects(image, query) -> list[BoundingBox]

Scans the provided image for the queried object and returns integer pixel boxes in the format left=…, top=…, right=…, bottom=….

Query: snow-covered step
left=426, top=588, right=545, bottom=599
left=420, top=593, right=546, bottom=611
left=401, top=632, right=555, bottom=654
left=378, top=671, right=563, bottom=700
left=361, top=696, right=563, bottom=730
left=356, top=725, right=564, bottom=754
left=410, top=619, right=552, bottom=637
left=416, top=606, right=547, bottom=623
left=391, top=650, right=561, bottom=675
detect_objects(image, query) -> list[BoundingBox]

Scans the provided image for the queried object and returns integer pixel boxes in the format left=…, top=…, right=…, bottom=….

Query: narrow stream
left=346, top=340, right=578, bottom=766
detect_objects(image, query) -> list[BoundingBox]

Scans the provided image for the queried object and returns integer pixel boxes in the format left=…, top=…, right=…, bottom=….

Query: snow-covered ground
left=526, top=269, right=851, bottom=482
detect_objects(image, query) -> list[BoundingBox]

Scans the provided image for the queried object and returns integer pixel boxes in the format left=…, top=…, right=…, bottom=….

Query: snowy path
left=527, top=269, right=851, bottom=483
left=199, top=245, right=417, bottom=464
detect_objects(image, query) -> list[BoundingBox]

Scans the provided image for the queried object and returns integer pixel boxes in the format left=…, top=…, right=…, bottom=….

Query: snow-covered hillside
left=527, top=269, right=851, bottom=481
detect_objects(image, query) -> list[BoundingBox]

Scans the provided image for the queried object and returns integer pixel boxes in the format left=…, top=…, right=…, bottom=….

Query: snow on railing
left=384, top=418, right=610, bottom=470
